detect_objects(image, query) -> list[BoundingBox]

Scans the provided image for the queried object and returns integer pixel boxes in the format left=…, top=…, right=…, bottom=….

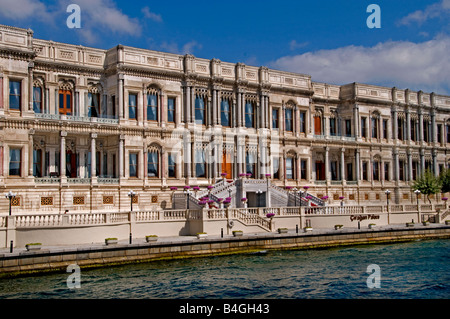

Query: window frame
left=9, top=79, right=22, bottom=111
left=9, top=147, right=22, bottom=177
left=59, top=89, right=73, bottom=115
left=129, top=152, right=138, bottom=178
left=128, top=93, right=138, bottom=120
left=147, top=92, right=159, bottom=122
left=147, top=150, right=160, bottom=178
left=167, top=97, right=176, bottom=123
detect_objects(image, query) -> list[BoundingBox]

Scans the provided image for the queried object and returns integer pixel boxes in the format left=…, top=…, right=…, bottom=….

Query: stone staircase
left=172, top=179, right=324, bottom=209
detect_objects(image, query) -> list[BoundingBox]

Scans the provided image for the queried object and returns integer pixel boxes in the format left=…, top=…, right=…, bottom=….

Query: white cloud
left=0, top=0, right=52, bottom=21
left=270, top=36, right=450, bottom=95
left=160, top=40, right=202, bottom=55
left=397, top=0, right=450, bottom=26
left=289, top=40, right=309, bottom=51
left=141, top=6, right=162, bottom=23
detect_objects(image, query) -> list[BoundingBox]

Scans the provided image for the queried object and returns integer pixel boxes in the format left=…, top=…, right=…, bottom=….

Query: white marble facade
left=0, top=24, right=450, bottom=214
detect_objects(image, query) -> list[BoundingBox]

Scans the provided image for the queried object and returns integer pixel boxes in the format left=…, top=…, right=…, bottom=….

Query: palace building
left=0, top=24, right=450, bottom=214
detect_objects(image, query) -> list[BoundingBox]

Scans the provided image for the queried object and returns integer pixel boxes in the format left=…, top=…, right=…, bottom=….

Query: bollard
left=221, top=228, right=223, bottom=238
left=358, top=221, right=360, bottom=229
left=296, top=224, right=299, bottom=234
left=129, top=233, right=132, bottom=244
left=10, top=240, right=13, bottom=253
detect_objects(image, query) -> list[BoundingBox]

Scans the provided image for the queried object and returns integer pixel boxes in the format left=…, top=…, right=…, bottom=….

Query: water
left=0, top=239, right=448, bottom=299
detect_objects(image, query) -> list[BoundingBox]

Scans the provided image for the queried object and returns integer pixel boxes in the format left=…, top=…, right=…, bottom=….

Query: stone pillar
left=431, top=109, right=437, bottom=144
left=0, top=74, right=3, bottom=110
left=28, top=63, right=34, bottom=112
left=392, top=106, right=398, bottom=141
left=355, top=149, right=360, bottom=183
left=406, top=108, right=411, bottom=142
left=419, top=108, right=424, bottom=143
left=28, top=132, right=34, bottom=177
left=119, top=135, right=124, bottom=179
left=340, top=147, right=345, bottom=183
left=394, top=149, right=399, bottom=182
left=60, top=131, right=67, bottom=178
left=353, top=105, right=359, bottom=138
left=325, top=146, right=329, bottom=182
left=407, top=150, right=413, bottom=182
left=212, top=89, right=217, bottom=126
left=91, top=133, right=97, bottom=181
left=432, top=150, right=438, bottom=177
left=118, top=74, right=124, bottom=119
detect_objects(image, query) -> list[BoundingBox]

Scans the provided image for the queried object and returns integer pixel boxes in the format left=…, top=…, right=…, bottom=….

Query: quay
left=1, top=223, right=449, bottom=278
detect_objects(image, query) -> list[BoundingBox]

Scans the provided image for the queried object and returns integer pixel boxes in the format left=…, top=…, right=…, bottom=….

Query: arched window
left=221, top=97, right=232, bottom=127
left=147, top=88, right=159, bottom=122
left=33, top=79, right=44, bottom=114
left=88, top=85, right=100, bottom=118
left=59, top=81, right=73, bottom=115
left=147, top=146, right=160, bottom=178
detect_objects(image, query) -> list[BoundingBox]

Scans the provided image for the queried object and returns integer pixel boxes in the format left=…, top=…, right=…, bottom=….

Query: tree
left=438, top=169, right=450, bottom=194
left=411, top=170, right=441, bottom=204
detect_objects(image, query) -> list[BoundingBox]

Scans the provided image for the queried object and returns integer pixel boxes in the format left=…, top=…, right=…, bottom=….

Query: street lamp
left=414, top=189, right=421, bottom=206
left=5, top=191, right=16, bottom=216
left=385, top=190, right=391, bottom=206
left=128, top=190, right=136, bottom=212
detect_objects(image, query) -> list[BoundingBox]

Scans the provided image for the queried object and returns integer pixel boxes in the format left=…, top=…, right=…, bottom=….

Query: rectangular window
left=437, top=124, right=442, bottom=144
left=330, top=161, right=338, bottom=180
left=33, top=149, right=42, bottom=177
left=273, top=157, right=280, bottom=179
left=195, top=149, right=206, bottom=178
left=147, top=151, right=159, bottom=178
left=345, top=119, right=352, bottom=137
left=33, top=87, right=42, bottom=113
left=299, top=111, right=306, bottom=133
left=423, top=121, right=429, bottom=142
left=398, top=118, right=404, bottom=140
left=286, top=157, right=294, bottom=180
left=330, top=118, right=336, bottom=136
left=412, top=161, right=418, bottom=180
left=147, top=93, right=158, bottom=121
left=128, top=93, right=137, bottom=120
left=9, top=148, right=21, bottom=176
left=361, top=117, right=367, bottom=138
left=167, top=97, right=175, bottom=123
left=315, top=161, right=325, bottom=180
left=88, top=92, right=100, bottom=117
left=168, top=153, right=176, bottom=178
left=9, top=80, right=21, bottom=110
left=220, top=98, right=231, bottom=127
left=383, top=119, right=388, bottom=139
left=285, top=109, right=293, bottom=132
left=373, top=161, right=379, bottom=181
left=59, top=90, right=72, bottom=115
left=362, top=162, right=368, bottom=181
left=246, top=152, right=256, bottom=178
left=384, top=162, right=389, bottom=181
left=195, top=96, right=206, bottom=125
left=300, top=159, right=307, bottom=180
left=399, top=160, right=405, bottom=181
left=411, top=120, right=416, bottom=141
left=346, top=163, right=353, bottom=181
left=371, top=118, right=378, bottom=138
left=129, top=153, right=138, bottom=177
left=272, top=109, right=279, bottom=129
left=245, top=101, right=255, bottom=128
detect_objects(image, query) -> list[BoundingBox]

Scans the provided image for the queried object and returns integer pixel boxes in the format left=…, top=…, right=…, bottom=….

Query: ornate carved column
left=60, top=131, right=67, bottom=178
left=340, top=147, right=346, bottom=184
left=118, top=74, right=124, bottom=119
left=91, top=133, right=97, bottom=181
left=119, top=135, right=125, bottom=179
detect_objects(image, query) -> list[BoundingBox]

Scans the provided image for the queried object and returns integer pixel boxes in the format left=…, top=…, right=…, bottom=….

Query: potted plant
left=266, top=212, right=275, bottom=219
left=145, top=235, right=158, bottom=242
left=445, top=220, right=450, bottom=225
left=196, top=232, right=208, bottom=239
left=25, top=243, right=42, bottom=251
left=334, top=224, right=343, bottom=230
left=422, top=221, right=430, bottom=226
left=170, top=186, right=178, bottom=191
left=303, top=226, right=313, bottom=232
left=105, top=237, right=118, bottom=245
left=233, top=230, right=243, bottom=237
left=368, top=223, right=376, bottom=229
left=406, top=222, right=415, bottom=227
left=277, top=228, right=288, bottom=234
left=241, top=197, right=248, bottom=203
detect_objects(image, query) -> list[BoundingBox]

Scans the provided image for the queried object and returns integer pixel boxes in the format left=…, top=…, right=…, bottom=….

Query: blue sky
left=0, top=0, right=449, bottom=94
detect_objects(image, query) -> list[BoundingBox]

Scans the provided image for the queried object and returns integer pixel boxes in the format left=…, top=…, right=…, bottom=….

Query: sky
left=0, top=0, right=449, bottom=95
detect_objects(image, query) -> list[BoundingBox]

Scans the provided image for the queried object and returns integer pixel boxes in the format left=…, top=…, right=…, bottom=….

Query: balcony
left=35, top=113, right=119, bottom=124
left=313, top=134, right=356, bottom=142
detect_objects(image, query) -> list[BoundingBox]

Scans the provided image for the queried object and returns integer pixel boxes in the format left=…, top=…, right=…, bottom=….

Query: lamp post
left=385, top=190, right=391, bottom=207
left=5, top=191, right=16, bottom=216
left=414, top=189, right=421, bottom=207
left=127, top=190, right=136, bottom=212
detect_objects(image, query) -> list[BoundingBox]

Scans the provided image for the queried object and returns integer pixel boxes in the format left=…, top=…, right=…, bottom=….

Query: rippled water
left=0, top=239, right=448, bottom=299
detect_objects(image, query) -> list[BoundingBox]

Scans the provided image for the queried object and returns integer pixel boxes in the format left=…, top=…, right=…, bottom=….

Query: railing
left=35, top=113, right=119, bottom=124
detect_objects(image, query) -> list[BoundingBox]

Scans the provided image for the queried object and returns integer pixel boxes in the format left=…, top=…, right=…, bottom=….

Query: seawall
left=1, top=224, right=449, bottom=278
